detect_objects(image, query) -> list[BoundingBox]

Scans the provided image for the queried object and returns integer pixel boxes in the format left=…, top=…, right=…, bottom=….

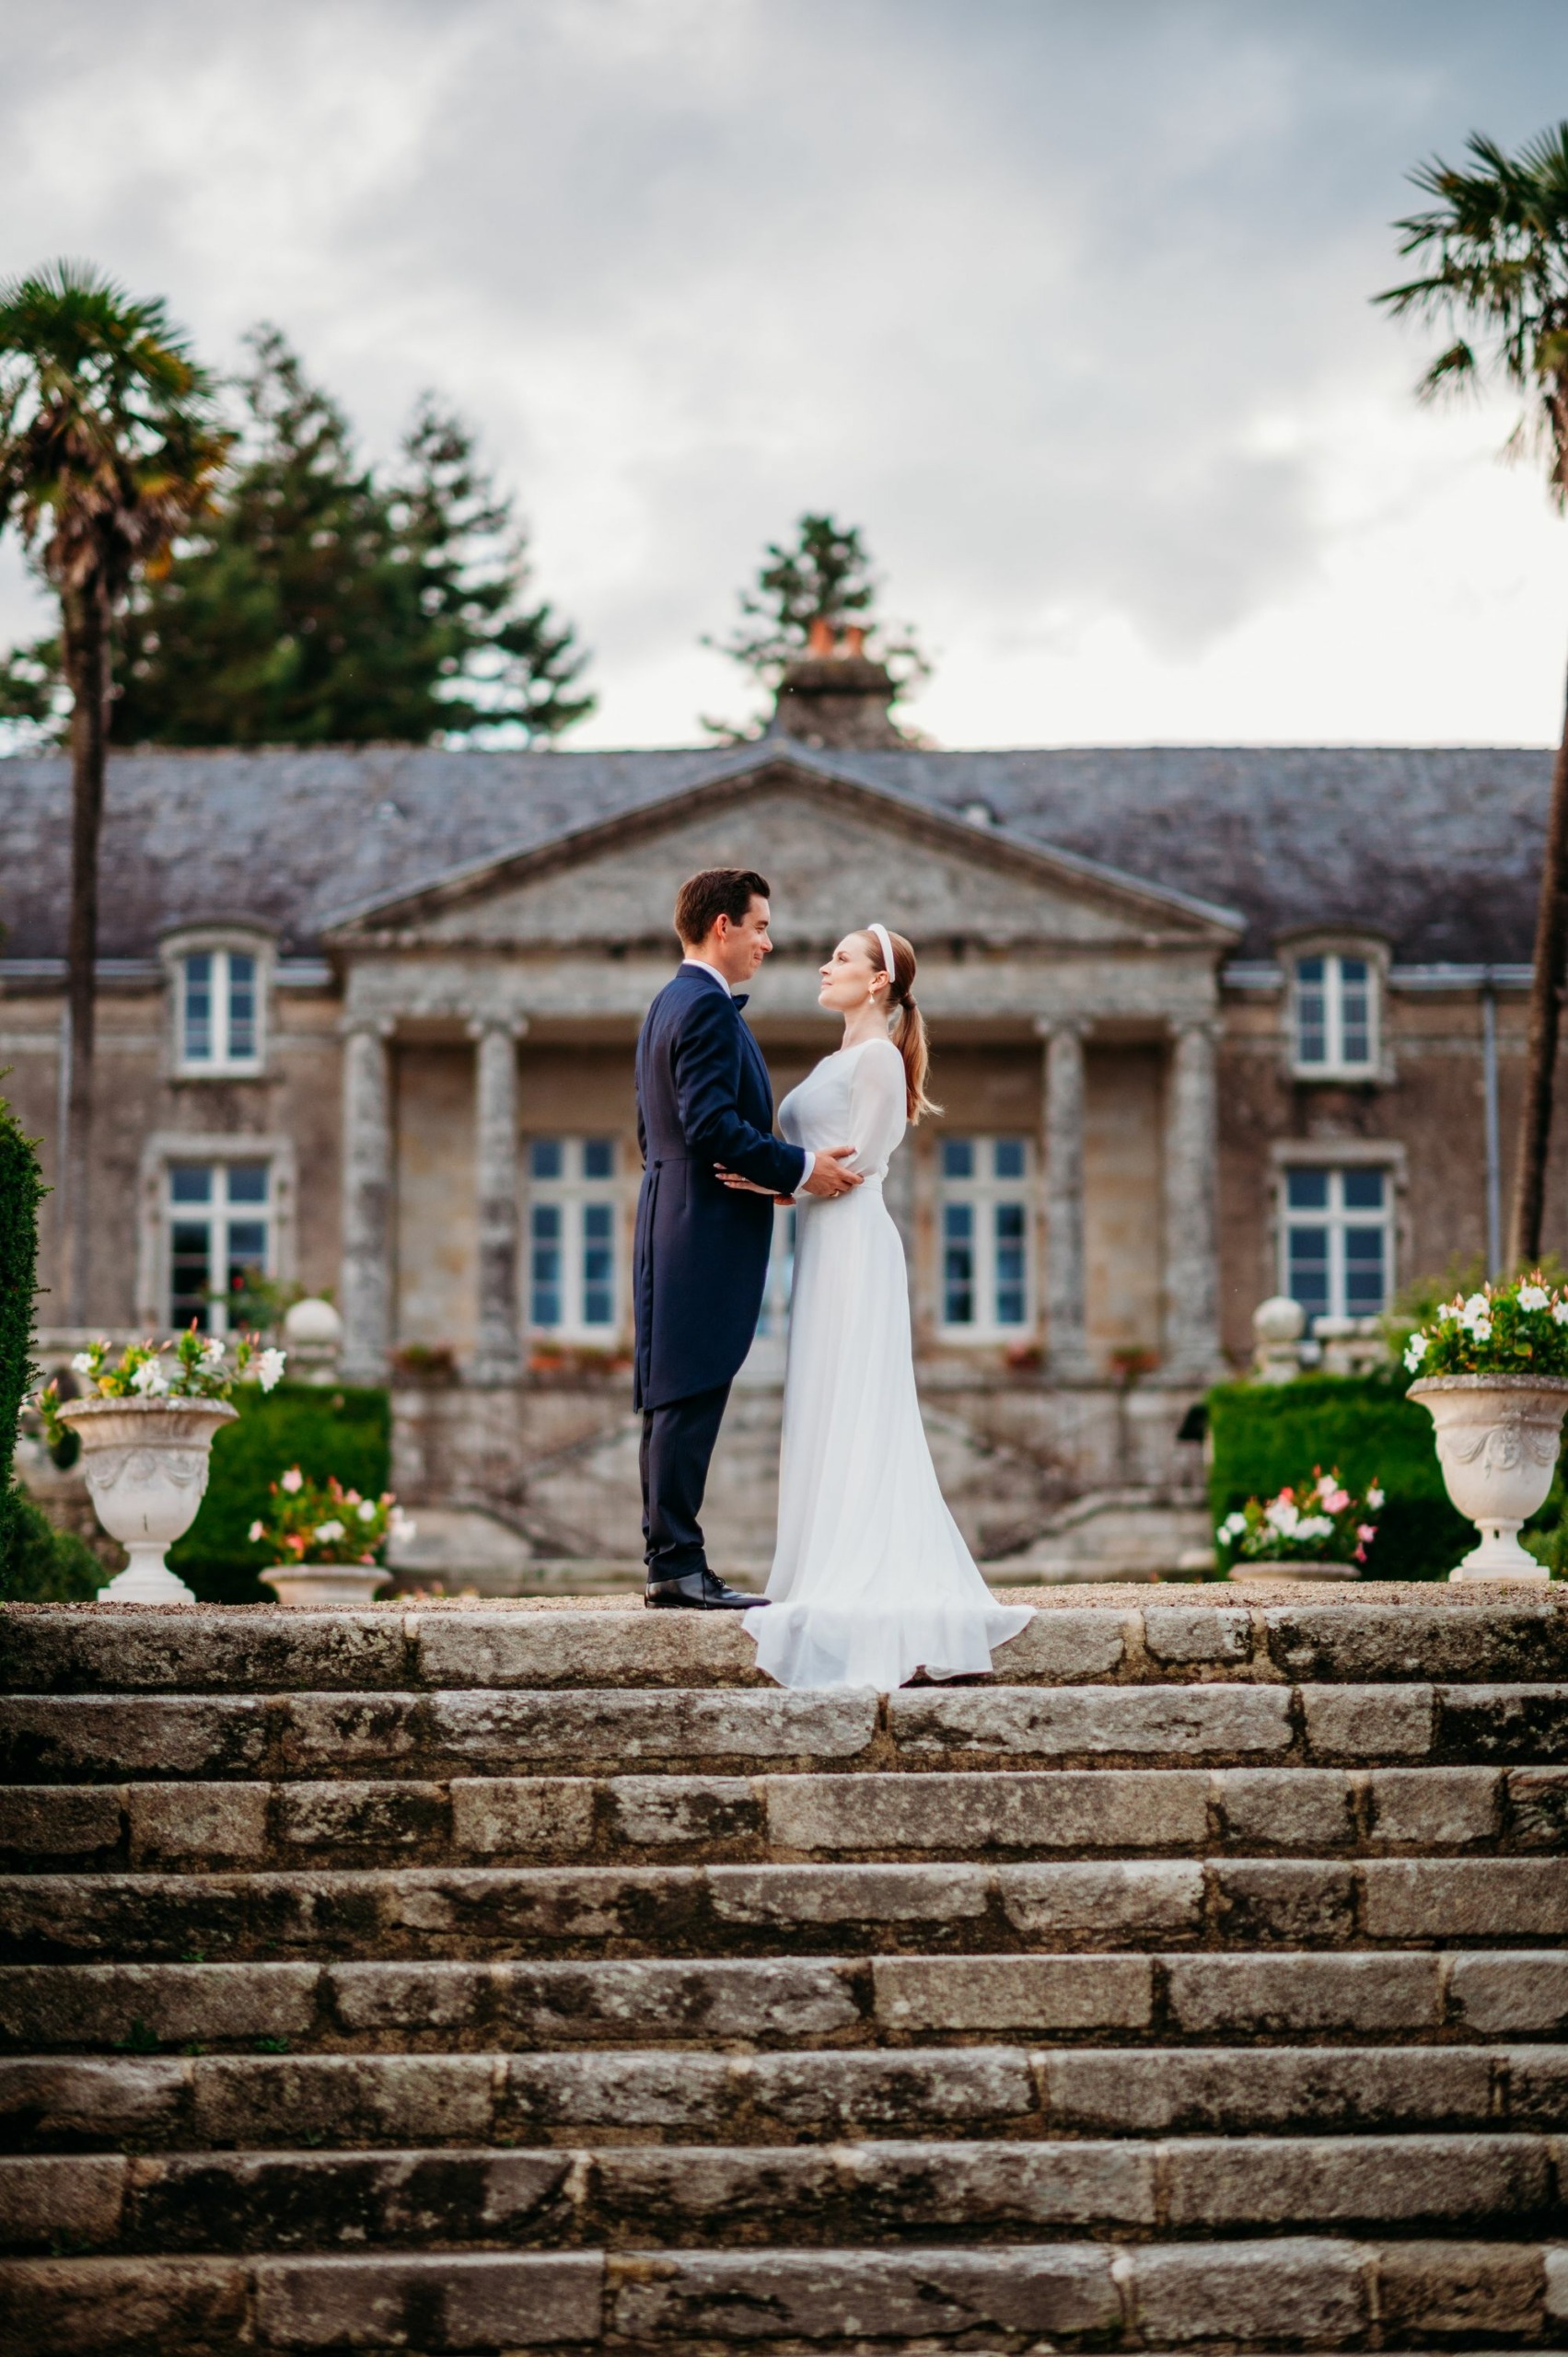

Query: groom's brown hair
left=674, top=867, right=771, bottom=946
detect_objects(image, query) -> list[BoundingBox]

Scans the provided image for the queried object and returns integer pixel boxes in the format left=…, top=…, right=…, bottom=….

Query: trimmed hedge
left=1207, top=1373, right=1474, bottom=1582
left=169, top=1382, right=391, bottom=1605
left=1, top=1488, right=102, bottom=1601
left=0, top=1090, right=45, bottom=1583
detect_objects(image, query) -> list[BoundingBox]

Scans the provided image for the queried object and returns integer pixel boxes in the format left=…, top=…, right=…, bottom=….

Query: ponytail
left=861, top=928, right=940, bottom=1122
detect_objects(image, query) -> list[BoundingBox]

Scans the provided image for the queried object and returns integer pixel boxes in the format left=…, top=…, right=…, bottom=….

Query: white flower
left=1403, top=1334, right=1428, bottom=1371
left=1264, top=1499, right=1300, bottom=1536
left=389, top=1508, right=417, bottom=1543
left=1219, top=1512, right=1247, bottom=1539
left=1520, top=1285, right=1550, bottom=1312
left=256, top=1348, right=286, bottom=1393
left=1367, top=1485, right=1385, bottom=1510
left=1469, top=1318, right=1493, bottom=1342
left=130, top=1359, right=168, bottom=1397
left=281, top=1468, right=304, bottom=1493
left=70, top=1352, right=94, bottom=1375
left=1554, top=1301, right=1568, bottom=1327
left=1296, top=1514, right=1334, bottom=1541
left=356, top=1499, right=377, bottom=1523
left=314, top=1518, right=345, bottom=1543
left=248, top=1520, right=265, bottom=1542
left=201, top=1337, right=226, bottom=1367
left=1435, top=1300, right=1459, bottom=1322
left=1463, top=1293, right=1491, bottom=1320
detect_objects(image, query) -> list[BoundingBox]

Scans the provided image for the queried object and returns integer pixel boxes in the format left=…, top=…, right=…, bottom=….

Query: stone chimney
left=769, top=617, right=909, bottom=750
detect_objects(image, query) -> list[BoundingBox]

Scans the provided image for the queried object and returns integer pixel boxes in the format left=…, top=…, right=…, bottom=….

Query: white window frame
left=165, top=1155, right=274, bottom=1336
left=935, top=1133, right=1034, bottom=1341
left=161, top=929, right=272, bottom=1078
left=526, top=1135, right=621, bottom=1341
left=1278, top=1162, right=1394, bottom=1329
left=1289, top=948, right=1381, bottom=1079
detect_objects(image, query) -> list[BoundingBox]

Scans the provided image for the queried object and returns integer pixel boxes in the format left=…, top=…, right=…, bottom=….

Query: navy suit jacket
left=633, top=967, right=807, bottom=1410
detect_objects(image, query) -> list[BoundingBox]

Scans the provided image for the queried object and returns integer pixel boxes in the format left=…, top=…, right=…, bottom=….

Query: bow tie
left=731, top=993, right=749, bottom=1011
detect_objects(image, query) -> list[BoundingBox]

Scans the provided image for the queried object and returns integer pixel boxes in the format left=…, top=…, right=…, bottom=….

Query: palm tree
left=1377, top=126, right=1568, bottom=1268
left=0, top=263, right=228, bottom=1319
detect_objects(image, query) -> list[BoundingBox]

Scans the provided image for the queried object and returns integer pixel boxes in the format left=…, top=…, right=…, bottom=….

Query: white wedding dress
left=744, top=1036, right=1033, bottom=1690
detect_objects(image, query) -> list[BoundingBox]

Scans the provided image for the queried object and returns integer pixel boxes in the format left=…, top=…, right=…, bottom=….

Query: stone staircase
left=1, top=1587, right=1566, bottom=2353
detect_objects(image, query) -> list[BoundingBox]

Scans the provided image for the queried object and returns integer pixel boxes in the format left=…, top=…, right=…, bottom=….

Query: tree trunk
left=61, top=578, right=110, bottom=1327
left=1506, top=656, right=1568, bottom=1271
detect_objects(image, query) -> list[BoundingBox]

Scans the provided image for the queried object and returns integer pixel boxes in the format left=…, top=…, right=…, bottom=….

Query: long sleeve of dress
left=844, top=1038, right=908, bottom=1176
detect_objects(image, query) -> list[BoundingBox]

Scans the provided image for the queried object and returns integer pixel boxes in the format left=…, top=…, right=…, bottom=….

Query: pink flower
left=281, top=1467, right=304, bottom=1494
left=1321, top=1487, right=1350, bottom=1515
left=1357, top=1523, right=1376, bottom=1544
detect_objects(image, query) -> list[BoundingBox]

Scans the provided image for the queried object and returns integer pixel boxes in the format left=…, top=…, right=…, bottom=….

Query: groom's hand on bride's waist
left=800, top=1145, right=862, bottom=1198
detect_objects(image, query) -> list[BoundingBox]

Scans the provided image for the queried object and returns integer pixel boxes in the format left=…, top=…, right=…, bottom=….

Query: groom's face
left=713, top=896, right=773, bottom=986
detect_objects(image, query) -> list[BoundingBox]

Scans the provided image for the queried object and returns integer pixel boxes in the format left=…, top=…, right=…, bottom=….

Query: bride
left=726, top=923, right=1033, bottom=1691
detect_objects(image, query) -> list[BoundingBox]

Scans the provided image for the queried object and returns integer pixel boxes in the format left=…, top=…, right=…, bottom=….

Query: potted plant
left=1405, top=1274, right=1568, bottom=1582
left=1218, top=1468, right=1383, bottom=1584
left=44, top=1329, right=285, bottom=1603
left=249, top=1465, right=413, bottom=1607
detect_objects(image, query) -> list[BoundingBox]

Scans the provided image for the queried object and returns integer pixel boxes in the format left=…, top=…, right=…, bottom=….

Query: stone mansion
left=0, top=651, right=1558, bottom=1572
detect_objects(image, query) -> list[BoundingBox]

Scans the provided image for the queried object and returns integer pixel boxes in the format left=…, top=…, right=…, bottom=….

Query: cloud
left=2, top=0, right=1567, bottom=745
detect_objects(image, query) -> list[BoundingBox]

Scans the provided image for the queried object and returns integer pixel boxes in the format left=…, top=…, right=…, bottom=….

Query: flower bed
left=1403, top=1272, right=1568, bottom=1379
left=1218, top=1468, right=1383, bottom=1572
left=249, top=1465, right=412, bottom=1571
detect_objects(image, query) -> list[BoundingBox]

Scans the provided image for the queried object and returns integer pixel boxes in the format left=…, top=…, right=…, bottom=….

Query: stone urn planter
left=260, top=1562, right=389, bottom=1608
left=57, top=1397, right=238, bottom=1604
left=1408, top=1374, right=1568, bottom=1583
left=1228, top=1560, right=1361, bottom=1585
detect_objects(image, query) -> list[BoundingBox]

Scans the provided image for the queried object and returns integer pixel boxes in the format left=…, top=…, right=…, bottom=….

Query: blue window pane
left=941, top=1137, right=973, bottom=1179
left=530, top=1139, right=563, bottom=1180
left=1342, top=1168, right=1385, bottom=1210
left=183, top=955, right=213, bottom=1061
left=943, top=1202, right=974, bottom=1323
left=1285, top=1169, right=1329, bottom=1211
left=530, top=1204, right=562, bottom=1324
left=994, top=1202, right=1027, bottom=1324
left=582, top=1138, right=614, bottom=1180
left=1295, top=957, right=1327, bottom=1064
left=1344, top=1227, right=1387, bottom=1312
left=226, top=1221, right=266, bottom=1265
left=227, top=954, right=257, bottom=1060
left=993, top=1138, right=1026, bottom=1180
left=1287, top=1225, right=1331, bottom=1318
left=1297, top=957, right=1325, bottom=982
left=1340, top=958, right=1368, bottom=984
left=1340, top=958, right=1371, bottom=1064
left=170, top=1163, right=214, bottom=1204
left=582, top=1202, right=614, bottom=1325
left=226, top=1162, right=268, bottom=1204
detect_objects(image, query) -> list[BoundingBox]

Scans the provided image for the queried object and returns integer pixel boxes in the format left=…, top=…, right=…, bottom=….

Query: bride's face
left=819, top=933, right=887, bottom=1012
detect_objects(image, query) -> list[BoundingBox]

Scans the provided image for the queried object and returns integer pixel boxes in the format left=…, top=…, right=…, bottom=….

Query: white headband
left=868, top=922, right=895, bottom=985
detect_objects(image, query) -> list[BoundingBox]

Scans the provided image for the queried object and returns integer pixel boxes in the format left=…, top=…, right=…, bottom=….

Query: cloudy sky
left=3, top=0, right=1566, bottom=748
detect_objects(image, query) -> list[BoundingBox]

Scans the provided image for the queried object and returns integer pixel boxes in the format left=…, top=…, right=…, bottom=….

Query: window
left=1293, top=952, right=1376, bottom=1076
left=1282, top=1166, right=1391, bottom=1329
left=167, top=1160, right=272, bottom=1334
left=937, top=1135, right=1031, bottom=1336
left=179, top=949, right=261, bottom=1073
left=528, top=1137, right=619, bottom=1337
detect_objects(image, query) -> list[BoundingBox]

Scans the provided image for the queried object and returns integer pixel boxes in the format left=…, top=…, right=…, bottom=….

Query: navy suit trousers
left=640, top=1382, right=732, bottom=1583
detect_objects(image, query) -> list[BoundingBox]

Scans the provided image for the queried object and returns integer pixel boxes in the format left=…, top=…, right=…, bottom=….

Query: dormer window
left=163, top=935, right=272, bottom=1075
left=1291, top=950, right=1379, bottom=1078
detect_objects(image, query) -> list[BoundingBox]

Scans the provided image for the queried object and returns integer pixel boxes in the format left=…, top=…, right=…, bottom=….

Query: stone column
left=340, top=1019, right=394, bottom=1385
left=1163, top=1018, right=1224, bottom=1381
left=470, top=1016, right=525, bottom=1384
left=1038, top=1019, right=1094, bottom=1381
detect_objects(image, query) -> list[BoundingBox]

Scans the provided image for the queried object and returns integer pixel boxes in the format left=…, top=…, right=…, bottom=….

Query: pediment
left=324, top=755, right=1240, bottom=953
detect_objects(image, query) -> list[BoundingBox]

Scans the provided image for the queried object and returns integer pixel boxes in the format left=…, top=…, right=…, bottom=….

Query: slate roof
left=0, top=739, right=1548, bottom=965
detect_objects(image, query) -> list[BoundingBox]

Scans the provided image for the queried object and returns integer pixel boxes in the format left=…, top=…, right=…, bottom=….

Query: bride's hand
left=714, top=1166, right=778, bottom=1196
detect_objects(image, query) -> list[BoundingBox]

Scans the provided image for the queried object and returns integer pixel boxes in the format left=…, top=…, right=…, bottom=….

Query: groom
left=633, top=867, right=861, bottom=1608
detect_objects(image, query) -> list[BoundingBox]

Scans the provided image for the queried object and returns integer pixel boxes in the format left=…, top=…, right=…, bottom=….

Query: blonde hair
left=860, top=928, right=940, bottom=1121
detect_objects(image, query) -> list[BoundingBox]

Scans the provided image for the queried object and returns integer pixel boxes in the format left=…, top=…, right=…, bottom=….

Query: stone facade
left=1, top=702, right=1559, bottom=1573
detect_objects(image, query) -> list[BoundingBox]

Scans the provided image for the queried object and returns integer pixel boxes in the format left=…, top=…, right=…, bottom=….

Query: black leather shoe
left=644, top=1568, right=768, bottom=1610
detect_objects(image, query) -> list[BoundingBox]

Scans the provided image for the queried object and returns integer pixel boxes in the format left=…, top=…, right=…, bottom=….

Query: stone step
left=6, top=1764, right=1558, bottom=1872
left=6, top=2236, right=1566, bottom=2355
left=1, top=2132, right=1561, bottom=2256
left=6, top=1947, right=1567, bottom=2056
left=6, top=1681, right=1566, bottom=1785
left=6, top=1854, right=1568, bottom=1965
left=5, top=2042, right=1566, bottom=2153
left=6, top=1598, right=1568, bottom=1697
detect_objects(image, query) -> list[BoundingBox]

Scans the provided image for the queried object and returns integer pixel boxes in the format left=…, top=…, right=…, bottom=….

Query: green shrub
left=1207, top=1373, right=1473, bottom=1581
left=0, top=1091, right=45, bottom=1583
left=0, top=1486, right=102, bottom=1602
left=169, top=1382, right=390, bottom=1603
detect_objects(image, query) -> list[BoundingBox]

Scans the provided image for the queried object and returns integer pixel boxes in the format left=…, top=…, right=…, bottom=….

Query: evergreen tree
left=2, top=328, right=594, bottom=749
left=710, top=511, right=928, bottom=688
